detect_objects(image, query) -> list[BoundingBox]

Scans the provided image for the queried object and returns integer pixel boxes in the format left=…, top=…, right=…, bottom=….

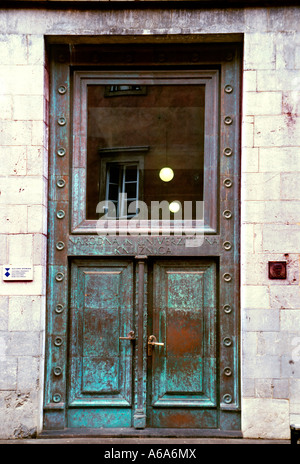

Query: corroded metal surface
left=44, top=42, right=241, bottom=433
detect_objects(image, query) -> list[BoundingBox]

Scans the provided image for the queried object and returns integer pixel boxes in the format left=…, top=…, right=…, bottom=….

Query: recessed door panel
left=150, top=259, right=217, bottom=427
left=68, top=259, right=134, bottom=413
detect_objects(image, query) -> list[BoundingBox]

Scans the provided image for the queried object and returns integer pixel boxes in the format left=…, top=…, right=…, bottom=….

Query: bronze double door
left=44, top=43, right=241, bottom=434
left=68, top=256, right=217, bottom=429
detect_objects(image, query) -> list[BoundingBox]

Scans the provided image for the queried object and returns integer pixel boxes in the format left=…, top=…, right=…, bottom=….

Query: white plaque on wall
left=3, top=265, right=33, bottom=281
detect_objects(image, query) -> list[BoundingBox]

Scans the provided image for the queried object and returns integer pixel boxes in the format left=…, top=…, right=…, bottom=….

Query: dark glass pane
left=87, top=83, right=205, bottom=220
left=125, top=166, right=138, bottom=182
left=109, top=165, right=120, bottom=184
left=125, top=182, right=137, bottom=199
left=108, top=183, right=119, bottom=201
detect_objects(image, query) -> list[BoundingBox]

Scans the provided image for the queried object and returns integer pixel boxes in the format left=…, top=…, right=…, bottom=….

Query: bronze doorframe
left=43, top=41, right=242, bottom=435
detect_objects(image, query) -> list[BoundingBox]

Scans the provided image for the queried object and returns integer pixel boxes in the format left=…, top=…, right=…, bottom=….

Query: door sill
left=39, top=428, right=243, bottom=439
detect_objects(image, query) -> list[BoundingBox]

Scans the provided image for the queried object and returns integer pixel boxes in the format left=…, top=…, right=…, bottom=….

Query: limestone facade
left=0, top=5, right=300, bottom=439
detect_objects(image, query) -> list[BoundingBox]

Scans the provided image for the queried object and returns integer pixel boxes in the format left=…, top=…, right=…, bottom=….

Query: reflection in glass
left=87, top=84, right=205, bottom=220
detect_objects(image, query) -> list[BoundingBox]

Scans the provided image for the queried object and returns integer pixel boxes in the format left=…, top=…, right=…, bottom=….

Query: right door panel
left=149, top=259, right=217, bottom=428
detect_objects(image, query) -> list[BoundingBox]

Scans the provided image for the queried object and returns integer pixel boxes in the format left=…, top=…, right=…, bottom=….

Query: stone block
left=0, top=177, right=46, bottom=206
left=0, top=65, right=44, bottom=96
left=240, top=223, right=254, bottom=254
left=290, top=380, right=300, bottom=403
left=244, top=91, right=282, bottom=116
left=242, top=309, right=280, bottom=331
left=32, top=234, right=47, bottom=266
left=8, top=296, right=42, bottom=332
left=26, top=146, right=47, bottom=177
left=243, top=70, right=257, bottom=92
left=244, top=33, right=276, bottom=70
left=282, top=91, right=300, bottom=118
left=241, top=377, right=255, bottom=397
left=260, top=147, right=300, bottom=172
left=0, top=296, right=8, bottom=331
left=26, top=35, right=45, bottom=66
left=280, top=309, right=300, bottom=330
left=0, top=121, right=32, bottom=146
left=13, top=95, right=44, bottom=121
left=243, top=200, right=300, bottom=224
left=0, top=94, right=13, bottom=120
left=262, top=224, right=300, bottom=253
left=254, top=115, right=300, bottom=147
left=281, top=173, right=300, bottom=200
left=6, top=332, right=41, bottom=357
left=257, top=69, right=300, bottom=91
left=257, top=332, right=282, bottom=356
left=0, top=205, right=28, bottom=234
left=242, top=285, right=270, bottom=309
left=242, top=398, right=290, bottom=439
left=255, top=379, right=274, bottom=398
left=242, top=331, right=258, bottom=355
left=281, top=355, right=300, bottom=378
left=241, top=116, right=254, bottom=148
left=242, top=172, right=280, bottom=201
left=241, top=147, right=259, bottom=173
left=27, top=205, right=47, bottom=234
left=7, top=234, right=33, bottom=266
left=242, top=353, right=281, bottom=378
left=17, top=356, right=41, bottom=392
left=272, top=379, right=289, bottom=399
left=0, top=358, right=17, bottom=390
left=0, top=146, right=27, bottom=176
left=0, top=35, right=27, bottom=66
left=270, top=287, right=300, bottom=310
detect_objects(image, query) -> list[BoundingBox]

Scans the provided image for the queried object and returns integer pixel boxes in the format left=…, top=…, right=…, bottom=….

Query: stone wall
left=0, top=5, right=299, bottom=439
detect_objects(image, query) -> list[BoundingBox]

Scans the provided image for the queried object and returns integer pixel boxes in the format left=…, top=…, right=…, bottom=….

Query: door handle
left=119, top=330, right=135, bottom=341
left=148, top=335, right=164, bottom=355
left=148, top=335, right=164, bottom=346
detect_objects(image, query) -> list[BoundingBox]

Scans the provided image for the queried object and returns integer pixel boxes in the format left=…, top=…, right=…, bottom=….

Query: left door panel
left=68, top=259, right=135, bottom=428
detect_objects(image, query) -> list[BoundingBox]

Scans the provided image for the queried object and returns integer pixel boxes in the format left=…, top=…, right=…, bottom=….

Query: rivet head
left=58, top=53, right=66, bottom=63
left=157, top=53, right=166, bottom=62
left=57, top=117, right=66, bottom=126
left=57, top=147, right=66, bottom=157
left=53, top=393, right=62, bottom=403
left=56, top=179, right=66, bottom=188
left=223, top=394, right=232, bottom=404
left=57, top=210, right=65, bottom=219
left=223, top=210, right=232, bottom=219
left=223, top=336, right=232, bottom=347
left=223, top=178, right=233, bottom=188
left=225, top=85, right=233, bottom=94
left=223, top=304, right=232, bottom=314
left=58, top=85, right=67, bottom=95
left=225, top=52, right=233, bottom=61
left=224, top=116, right=233, bottom=125
left=224, top=367, right=232, bottom=377
left=223, top=272, right=232, bottom=282
left=54, top=336, right=63, bottom=346
left=55, top=272, right=64, bottom=282
left=55, top=304, right=64, bottom=314
left=56, top=241, right=65, bottom=251
left=53, top=367, right=62, bottom=376
left=191, top=52, right=200, bottom=62
left=223, top=147, right=233, bottom=157
left=223, top=241, right=232, bottom=251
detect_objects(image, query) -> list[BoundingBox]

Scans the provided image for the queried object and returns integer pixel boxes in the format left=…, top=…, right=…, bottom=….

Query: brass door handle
left=119, top=330, right=135, bottom=341
left=148, top=335, right=164, bottom=346
left=148, top=335, right=164, bottom=355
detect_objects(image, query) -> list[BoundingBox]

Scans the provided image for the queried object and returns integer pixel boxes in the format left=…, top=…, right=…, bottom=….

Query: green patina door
left=44, top=43, right=242, bottom=435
